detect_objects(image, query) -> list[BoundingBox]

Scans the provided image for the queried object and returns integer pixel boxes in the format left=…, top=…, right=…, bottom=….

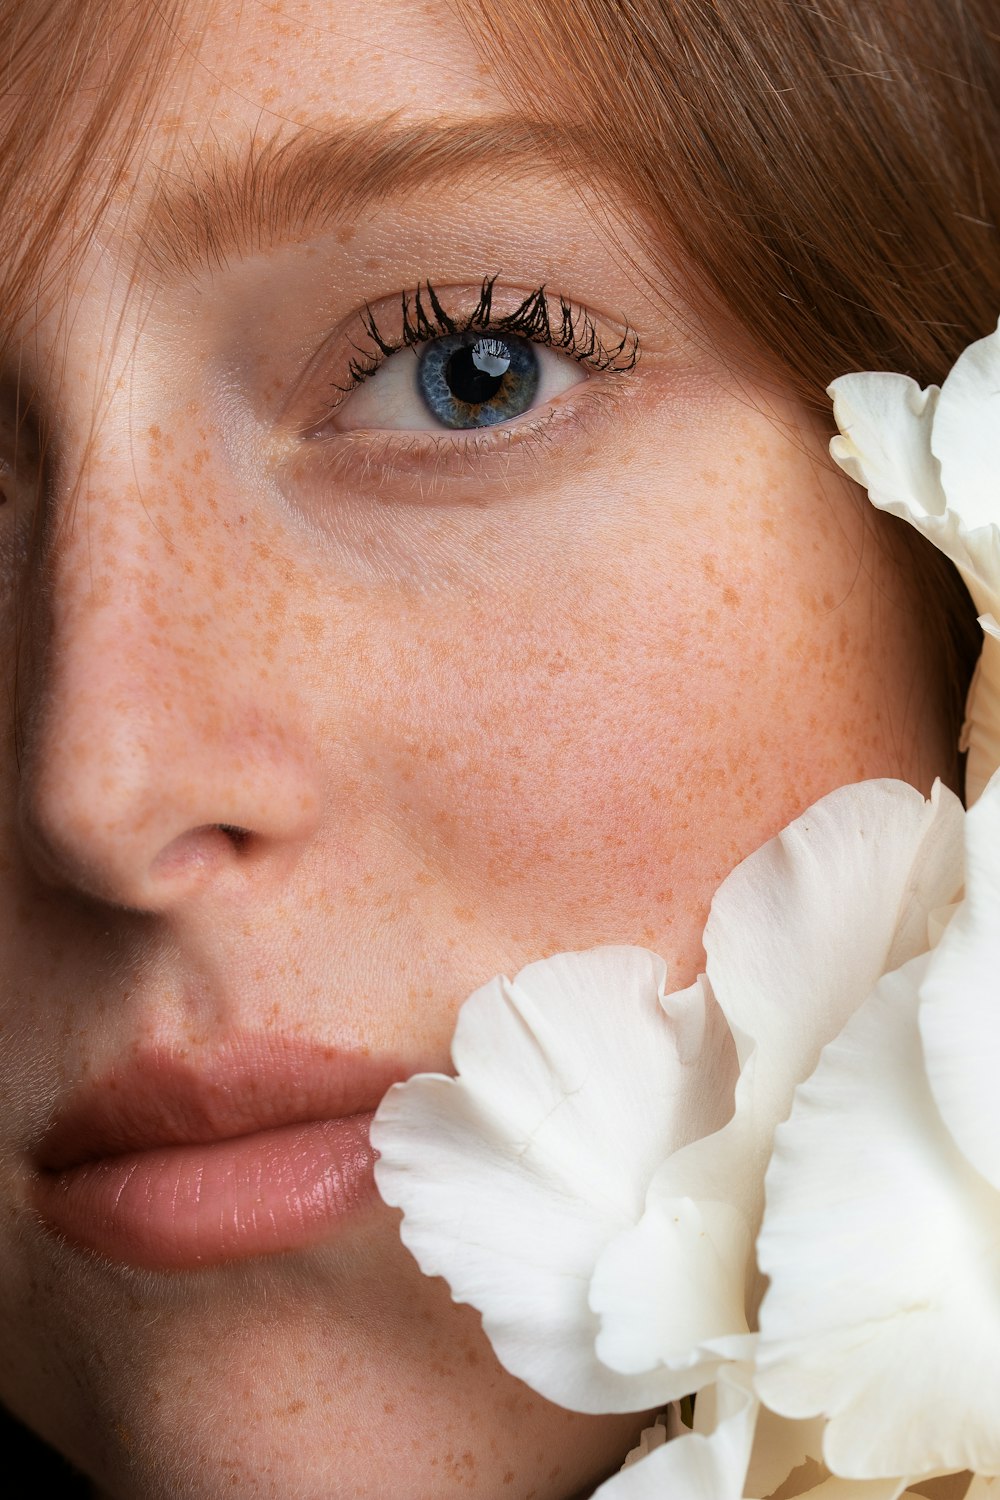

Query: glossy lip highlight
left=33, top=1036, right=417, bottom=1270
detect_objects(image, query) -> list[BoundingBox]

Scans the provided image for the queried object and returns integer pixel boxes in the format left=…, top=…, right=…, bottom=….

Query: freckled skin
left=0, top=1, right=954, bottom=1498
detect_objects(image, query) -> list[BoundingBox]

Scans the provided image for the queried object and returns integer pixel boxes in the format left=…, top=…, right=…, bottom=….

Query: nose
left=16, top=438, right=322, bottom=914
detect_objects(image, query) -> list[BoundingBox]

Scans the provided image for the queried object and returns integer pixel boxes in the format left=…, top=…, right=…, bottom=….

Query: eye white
left=332, top=339, right=588, bottom=433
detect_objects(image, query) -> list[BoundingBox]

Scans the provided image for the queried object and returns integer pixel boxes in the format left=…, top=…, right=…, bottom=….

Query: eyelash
left=334, top=276, right=640, bottom=398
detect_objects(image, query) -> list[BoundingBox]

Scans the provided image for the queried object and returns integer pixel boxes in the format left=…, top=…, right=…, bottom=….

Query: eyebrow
left=131, top=116, right=600, bottom=281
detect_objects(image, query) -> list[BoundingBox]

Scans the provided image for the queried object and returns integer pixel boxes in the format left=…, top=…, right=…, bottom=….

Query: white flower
left=755, top=770, right=1000, bottom=1480
left=591, top=1367, right=760, bottom=1498
left=598, top=1388, right=981, bottom=1500
left=590, top=781, right=963, bottom=1386
left=372, top=947, right=740, bottom=1413
left=593, top=1369, right=901, bottom=1500
left=372, top=778, right=964, bottom=1428
left=828, top=319, right=1000, bottom=802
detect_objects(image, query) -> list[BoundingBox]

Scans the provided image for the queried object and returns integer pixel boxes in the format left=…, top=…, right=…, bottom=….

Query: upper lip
left=37, top=1035, right=416, bottom=1172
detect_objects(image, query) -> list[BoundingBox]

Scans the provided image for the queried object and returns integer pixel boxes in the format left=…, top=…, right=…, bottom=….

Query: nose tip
left=18, top=701, right=322, bottom=912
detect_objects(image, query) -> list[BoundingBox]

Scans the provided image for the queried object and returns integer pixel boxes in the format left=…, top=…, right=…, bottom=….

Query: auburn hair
left=0, top=0, right=995, bottom=774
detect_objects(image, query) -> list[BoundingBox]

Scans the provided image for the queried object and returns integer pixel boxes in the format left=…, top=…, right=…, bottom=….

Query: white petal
left=706, top=779, right=962, bottom=1083
left=591, top=1366, right=758, bottom=1499
left=372, top=948, right=737, bottom=1413
left=828, top=372, right=945, bottom=520
left=963, top=626, right=1000, bottom=812
left=744, top=1401, right=827, bottom=1499
left=756, top=955, right=1000, bottom=1477
left=704, top=778, right=962, bottom=1204
left=620, top=1411, right=676, bottom=1469
left=829, top=323, right=1000, bottom=801
left=828, top=334, right=1000, bottom=619
left=919, top=770, right=1000, bottom=1189
left=590, top=1185, right=753, bottom=1385
left=931, top=319, right=1000, bottom=535
left=591, top=780, right=962, bottom=1385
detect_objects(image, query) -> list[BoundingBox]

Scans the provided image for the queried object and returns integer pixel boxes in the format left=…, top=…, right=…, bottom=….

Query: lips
left=33, top=1037, right=413, bottom=1271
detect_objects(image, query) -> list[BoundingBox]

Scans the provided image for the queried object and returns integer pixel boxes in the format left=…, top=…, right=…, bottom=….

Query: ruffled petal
left=595, top=1372, right=875, bottom=1499
left=705, top=779, right=963, bottom=1094
left=920, top=771, right=1000, bottom=1189
left=705, top=777, right=962, bottom=1241
left=756, top=955, right=1000, bottom=1477
left=372, top=948, right=738, bottom=1413
left=619, top=1408, right=685, bottom=1470
left=591, top=1365, right=758, bottom=1499
left=744, top=1401, right=827, bottom=1498
left=591, top=780, right=962, bottom=1386
left=590, top=1180, right=753, bottom=1387
left=963, top=627, right=1000, bottom=804
left=828, top=372, right=945, bottom=519
left=828, top=326, right=1000, bottom=611
left=931, top=318, right=1000, bottom=535
left=828, top=322, right=1000, bottom=801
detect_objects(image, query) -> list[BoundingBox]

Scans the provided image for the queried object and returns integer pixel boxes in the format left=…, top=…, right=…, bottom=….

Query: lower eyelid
left=288, top=378, right=632, bottom=501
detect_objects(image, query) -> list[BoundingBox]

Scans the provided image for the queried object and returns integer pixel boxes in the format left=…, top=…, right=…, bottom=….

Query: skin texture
left=0, top=1, right=956, bottom=1496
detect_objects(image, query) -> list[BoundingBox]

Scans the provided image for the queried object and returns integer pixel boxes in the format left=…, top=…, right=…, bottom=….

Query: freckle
left=722, top=585, right=740, bottom=607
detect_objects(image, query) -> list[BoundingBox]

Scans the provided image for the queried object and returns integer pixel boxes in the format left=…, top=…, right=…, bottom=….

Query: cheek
left=310, top=417, right=902, bottom=982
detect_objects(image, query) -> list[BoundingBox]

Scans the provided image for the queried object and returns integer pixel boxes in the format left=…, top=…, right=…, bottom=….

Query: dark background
left=1, top=1404, right=93, bottom=1494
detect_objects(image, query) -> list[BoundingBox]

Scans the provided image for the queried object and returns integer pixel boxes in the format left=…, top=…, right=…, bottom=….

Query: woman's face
left=0, top=1, right=951, bottom=1496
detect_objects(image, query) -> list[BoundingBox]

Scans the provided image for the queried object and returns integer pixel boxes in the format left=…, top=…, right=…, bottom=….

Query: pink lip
left=33, top=1037, right=412, bottom=1271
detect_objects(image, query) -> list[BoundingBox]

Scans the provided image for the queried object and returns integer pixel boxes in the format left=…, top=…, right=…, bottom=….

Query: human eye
left=298, top=277, right=639, bottom=443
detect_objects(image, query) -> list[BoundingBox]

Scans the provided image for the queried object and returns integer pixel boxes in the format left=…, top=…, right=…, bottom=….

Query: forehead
left=157, top=0, right=498, bottom=140
left=4, top=0, right=599, bottom=379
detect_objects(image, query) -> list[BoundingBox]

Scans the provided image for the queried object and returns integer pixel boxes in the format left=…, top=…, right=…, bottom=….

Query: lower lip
left=34, top=1114, right=379, bottom=1270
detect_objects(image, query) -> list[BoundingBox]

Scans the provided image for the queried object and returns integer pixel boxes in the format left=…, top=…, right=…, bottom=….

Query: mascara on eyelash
left=335, top=277, right=640, bottom=395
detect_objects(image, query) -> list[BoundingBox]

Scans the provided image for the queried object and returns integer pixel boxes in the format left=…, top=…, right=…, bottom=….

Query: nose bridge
left=18, top=422, right=321, bottom=910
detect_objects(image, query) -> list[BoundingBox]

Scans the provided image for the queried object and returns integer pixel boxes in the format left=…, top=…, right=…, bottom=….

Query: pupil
left=445, top=339, right=511, bottom=405
left=416, top=331, right=539, bottom=429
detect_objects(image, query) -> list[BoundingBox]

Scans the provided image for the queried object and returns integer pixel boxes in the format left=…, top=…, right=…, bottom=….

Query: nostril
left=147, top=824, right=253, bottom=887
left=216, top=824, right=251, bottom=849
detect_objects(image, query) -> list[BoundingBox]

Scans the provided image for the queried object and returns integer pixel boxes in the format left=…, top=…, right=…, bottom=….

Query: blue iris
left=416, top=332, right=540, bottom=430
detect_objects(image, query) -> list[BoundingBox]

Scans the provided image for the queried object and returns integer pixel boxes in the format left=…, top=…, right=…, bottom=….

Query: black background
left=1, top=1404, right=93, bottom=1494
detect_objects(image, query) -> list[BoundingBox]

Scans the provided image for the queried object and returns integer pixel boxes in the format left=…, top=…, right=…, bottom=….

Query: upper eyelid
left=282, top=279, right=641, bottom=439
left=336, top=278, right=640, bottom=395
